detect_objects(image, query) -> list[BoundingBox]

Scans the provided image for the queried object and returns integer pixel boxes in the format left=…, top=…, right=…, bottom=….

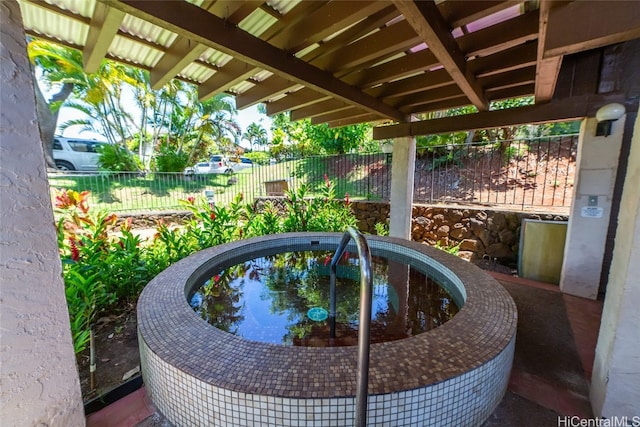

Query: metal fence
left=413, top=135, right=578, bottom=212
left=48, top=135, right=576, bottom=214
left=47, top=152, right=391, bottom=213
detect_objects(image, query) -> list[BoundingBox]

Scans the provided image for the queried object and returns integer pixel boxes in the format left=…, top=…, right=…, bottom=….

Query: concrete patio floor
left=86, top=272, right=602, bottom=427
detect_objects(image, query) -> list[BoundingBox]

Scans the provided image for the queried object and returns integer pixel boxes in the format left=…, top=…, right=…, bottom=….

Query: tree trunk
left=32, top=75, right=73, bottom=169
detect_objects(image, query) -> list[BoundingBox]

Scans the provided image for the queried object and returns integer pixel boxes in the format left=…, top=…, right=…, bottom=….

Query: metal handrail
left=329, top=227, right=373, bottom=427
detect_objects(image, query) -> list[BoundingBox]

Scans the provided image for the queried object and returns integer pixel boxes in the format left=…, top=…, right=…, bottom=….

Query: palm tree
left=28, top=40, right=83, bottom=168
left=243, top=122, right=268, bottom=151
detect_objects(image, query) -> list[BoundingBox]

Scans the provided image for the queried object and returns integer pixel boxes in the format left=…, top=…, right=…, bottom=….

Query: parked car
left=184, top=155, right=234, bottom=175
left=52, top=137, right=108, bottom=171
left=229, top=156, right=254, bottom=171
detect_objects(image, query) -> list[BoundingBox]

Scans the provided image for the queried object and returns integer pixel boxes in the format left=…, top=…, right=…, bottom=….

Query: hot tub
left=138, top=233, right=517, bottom=426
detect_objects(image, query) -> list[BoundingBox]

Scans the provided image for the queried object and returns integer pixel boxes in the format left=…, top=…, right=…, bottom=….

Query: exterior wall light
left=595, top=102, right=626, bottom=137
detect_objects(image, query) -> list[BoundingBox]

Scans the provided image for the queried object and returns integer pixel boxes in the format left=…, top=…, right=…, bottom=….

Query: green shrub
left=98, top=144, right=139, bottom=171
left=155, top=147, right=189, bottom=172
left=55, top=180, right=360, bottom=354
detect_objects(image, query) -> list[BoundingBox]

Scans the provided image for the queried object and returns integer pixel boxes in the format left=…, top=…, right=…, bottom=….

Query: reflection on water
left=189, top=251, right=459, bottom=347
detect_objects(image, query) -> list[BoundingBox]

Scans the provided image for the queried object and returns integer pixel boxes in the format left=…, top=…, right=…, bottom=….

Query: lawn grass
left=47, top=154, right=391, bottom=213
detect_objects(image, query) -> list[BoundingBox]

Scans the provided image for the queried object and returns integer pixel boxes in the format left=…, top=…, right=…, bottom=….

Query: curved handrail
left=329, top=226, right=373, bottom=427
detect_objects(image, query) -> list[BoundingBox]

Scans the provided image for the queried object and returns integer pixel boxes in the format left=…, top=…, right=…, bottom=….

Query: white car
left=184, top=156, right=234, bottom=175
left=52, top=137, right=108, bottom=171
left=229, top=157, right=254, bottom=171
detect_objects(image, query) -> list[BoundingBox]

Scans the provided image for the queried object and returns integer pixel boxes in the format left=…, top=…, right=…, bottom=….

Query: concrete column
left=590, top=108, right=640, bottom=418
left=388, top=136, right=416, bottom=239
left=560, top=115, right=625, bottom=299
left=0, top=2, right=84, bottom=426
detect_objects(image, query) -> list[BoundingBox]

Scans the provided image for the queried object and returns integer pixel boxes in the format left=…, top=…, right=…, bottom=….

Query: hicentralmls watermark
left=558, top=416, right=640, bottom=427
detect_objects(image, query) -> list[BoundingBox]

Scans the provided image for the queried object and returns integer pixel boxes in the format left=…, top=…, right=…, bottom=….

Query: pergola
left=2, top=1, right=640, bottom=425
left=19, top=0, right=640, bottom=128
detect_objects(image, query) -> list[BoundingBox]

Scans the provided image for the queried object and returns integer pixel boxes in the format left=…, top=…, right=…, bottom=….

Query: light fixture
left=595, top=103, right=626, bottom=137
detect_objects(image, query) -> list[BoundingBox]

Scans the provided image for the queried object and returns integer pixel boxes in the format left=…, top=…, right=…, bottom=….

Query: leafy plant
left=154, top=144, right=189, bottom=172
left=98, top=144, right=139, bottom=172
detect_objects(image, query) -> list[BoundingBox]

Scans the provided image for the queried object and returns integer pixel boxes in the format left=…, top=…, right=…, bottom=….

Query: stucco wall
left=0, top=2, right=84, bottom=425
left=591, top=109, right=640, bottom=417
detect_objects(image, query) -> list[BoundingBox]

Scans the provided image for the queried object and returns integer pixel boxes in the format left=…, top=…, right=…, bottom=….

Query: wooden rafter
left=439, top=0, right=521, bottom=29
left=265, top=88, right=331, bottom=116
left=311, top=107, right=370, bottom=125
left=83, top=2, right=125, bottom=73
left=290, top=99, right=353, bottom=121
left=374, top=93, right=627, bottom=140
left=534, top=1, right=563, bottom=102
left=235, top=78, right=298, bottom=109
left=111, top=0, right=406, bottom=122
left=233, top=5, right=399, bottom=110
left=393, top=0, right=488, bottom=111
left=545, top=1, right=640, bottom=58
left=199, top=1, right=326, bottom=101
left=328, top=114, right=386, bottom=128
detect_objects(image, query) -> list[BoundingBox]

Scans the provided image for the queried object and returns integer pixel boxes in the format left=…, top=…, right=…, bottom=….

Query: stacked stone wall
left=120, top=199, right=567, bottom=264
left=349, top=201, right=568, bottom=263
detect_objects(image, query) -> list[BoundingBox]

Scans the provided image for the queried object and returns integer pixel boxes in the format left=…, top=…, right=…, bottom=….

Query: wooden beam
left=113, top=0, right=406, bottom=122
left=486, top=83, right=535, bottom=101
left=469, top=42, right=538, bottom=78
left=235, top=5, right=398, bottom=110
left=480, top=66, right=536, bottom=91
left=234, top=6, right=398, bottom=109
left=235, top=77, right=298, bottom=109
left=545, top=1, right=640, bottom=58
left=151, top=38, right=208, bottom=90
left=150, top=1, right=260, bottom=91
left=200, top=1, right=324, bottom=102
left=314, top=20, right=422, bottom=73
left=290, top=99, right=352, bottom=121
left=198, top=60, right=258, bottom=101
left=265, top=88, right=330, bottom=116
left=393, top=0, right=488, bottom=111
left=301, top=6, right=399, bottom=63
left=328, top=114, right=386, bottom=128
left=83, top=2, right=125, bottom=73
left=535, top=1, right=563, bottom=102
left=390, top=85, right=464, bottom=109
left=374, top=94, right=628, bottom=139
left=311, top=107, right=370, bottom=125
left=403, top=96, right=472, bottom=116
left=368, top=69, right=453, bottom=99
left=457, top=9, right=539, bottom=58
left=343, top=49, right=440, bottom=89
left=268, top=1, right=387, bottom=53
left=439, top=0, right=521, bottom=29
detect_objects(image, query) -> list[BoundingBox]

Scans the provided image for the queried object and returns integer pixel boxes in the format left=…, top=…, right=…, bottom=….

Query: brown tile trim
left=138, top=233, right=517, bottom=398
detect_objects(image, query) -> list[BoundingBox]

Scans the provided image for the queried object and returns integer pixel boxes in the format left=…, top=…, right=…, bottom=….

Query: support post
left=389, top=136, right=416, bottom=239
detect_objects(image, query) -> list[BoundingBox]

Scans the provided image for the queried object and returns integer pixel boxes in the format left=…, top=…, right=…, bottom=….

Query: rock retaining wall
left=121, top=199, right=568, bottom=264
left=350, top=201, right=567, bottom=263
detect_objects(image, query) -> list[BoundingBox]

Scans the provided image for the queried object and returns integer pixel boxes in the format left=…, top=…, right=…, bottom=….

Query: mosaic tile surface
left=139, top=233, right=517, bottom=426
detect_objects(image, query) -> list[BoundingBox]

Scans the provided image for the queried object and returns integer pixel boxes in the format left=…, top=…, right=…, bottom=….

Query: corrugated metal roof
left=238, top=8, right=278, bottom=38
left=18, top=0, right=620, bottom=127
left=267, top=0, right=302, bottom=16
left=180, top=62, right=216, bottom=84
left=199, top=49, right=233, bottom=68
left=120, top=15, right=177, bottom=48
left=20, top=1, right=88, bottom=46
left=47, top=0, right=94, bottom=18
left=109, top=35, right=164, bottom=68
left=230, top=80, right=256, bottom=95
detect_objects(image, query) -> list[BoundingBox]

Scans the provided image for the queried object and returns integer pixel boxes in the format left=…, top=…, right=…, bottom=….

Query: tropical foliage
left=55, top=176, right=359, bottom=354
left=28, top=40, right=241, bottom=172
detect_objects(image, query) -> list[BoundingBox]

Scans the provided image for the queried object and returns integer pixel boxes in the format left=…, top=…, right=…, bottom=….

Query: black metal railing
left=48, top=136, right=577, bottom=213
